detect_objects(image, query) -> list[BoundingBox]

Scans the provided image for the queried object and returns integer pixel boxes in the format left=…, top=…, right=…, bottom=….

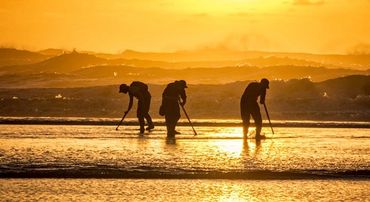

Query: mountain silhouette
left=0, top=48, right=369, bottom=88
left=118, top=49, right=370, bottom=70
left=0, top=75, right=368, bottom=121
left=38, top=48, right=66, bottom=56
left=318, top=75, right=370, bottom=98
left=0, top=51, right=107, bottom=74
left=0, top=48, right=48, bottom=67
left=34, top=51, right=107, bottom=73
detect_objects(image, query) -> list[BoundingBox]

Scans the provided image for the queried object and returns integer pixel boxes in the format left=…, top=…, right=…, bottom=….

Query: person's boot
left=167, top=132, right=175, bottom=138
left=139, top=126, right=145, bottom=134
left=255, top=126, right=265, bottom=140
left=146, top=124, right=155, bottom=131
left=255, top=134, right=266, bottom=140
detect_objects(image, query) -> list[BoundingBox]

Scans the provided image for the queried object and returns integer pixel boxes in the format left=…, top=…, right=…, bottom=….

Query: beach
left=0, top=120, right=369, bottom=200
left=1, top=179, right=369, bottom=201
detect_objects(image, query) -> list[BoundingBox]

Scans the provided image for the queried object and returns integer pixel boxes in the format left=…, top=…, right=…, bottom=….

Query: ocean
left=0, top=119, right=369, bottom=201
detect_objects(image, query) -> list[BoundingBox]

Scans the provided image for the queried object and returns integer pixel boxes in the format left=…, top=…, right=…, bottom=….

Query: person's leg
left=251, top=104, right=263, bottom=138
left=163, top=99, right=174, bottom=138
left=138, top=116, right=145, bottom=134
left=137, top=100, right=145, bottom=134
left=143, top=93, right=154, bottom=130
left=165, top=101, right=180, bottom=138
left=165, top=115, right=175, bottom=138
left=145, top=114, right=154, bottom=130
left=173, top=103, right=181, bottom=135
left=241, top=102, right=251, bottom=137
left=173, top=114, right=180, bottom=135
left=242, top=114, right=251, bottom=137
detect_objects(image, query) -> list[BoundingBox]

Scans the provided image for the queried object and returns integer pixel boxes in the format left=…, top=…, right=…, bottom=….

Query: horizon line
left=1, top=46, right=366, bottom=56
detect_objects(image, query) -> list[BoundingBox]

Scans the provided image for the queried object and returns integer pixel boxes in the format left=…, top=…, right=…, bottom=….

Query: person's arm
left=125, top=94, right=134, bottom=113
left=260, top=88, right=266, bottom=104
left=179, top=89, right=187, bottom=106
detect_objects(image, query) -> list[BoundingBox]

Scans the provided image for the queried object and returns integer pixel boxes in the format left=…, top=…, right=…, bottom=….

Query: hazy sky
left=1, top=0, right=370, bottom=54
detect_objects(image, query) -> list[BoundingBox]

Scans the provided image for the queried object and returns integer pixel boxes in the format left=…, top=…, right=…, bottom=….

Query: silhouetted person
left=240, top=78, right=270, bottom=139
left=119, top=81, right=154, bottom=134
left=160, top=80, right=187, bottom=138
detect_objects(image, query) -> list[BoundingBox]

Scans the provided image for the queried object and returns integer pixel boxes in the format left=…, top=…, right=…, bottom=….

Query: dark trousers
left=241, top=101, right=262, bottom=136
left=165, top=114, right=180, bottom=138
left=162, top=99, right=180, bottom=137
left=137, top=91, right=154, bottom=132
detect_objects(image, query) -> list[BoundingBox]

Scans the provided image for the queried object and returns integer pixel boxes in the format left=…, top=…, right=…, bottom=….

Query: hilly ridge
left=0, top=51, right=107, bottom=74
left=0, top=75, right=368, bottom=120
left=117, top=49, right=370, bottom=70
left=0, top=48, right=49, bottom=67
left=0, top=48, right=369, bottom=88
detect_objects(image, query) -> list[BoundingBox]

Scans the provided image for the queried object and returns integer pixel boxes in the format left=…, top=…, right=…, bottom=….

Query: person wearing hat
left=119, top=81, right=154, bottom=134
left=159, top=80, right=188, bottom=138
left=240, top=78, right=270, bottom=139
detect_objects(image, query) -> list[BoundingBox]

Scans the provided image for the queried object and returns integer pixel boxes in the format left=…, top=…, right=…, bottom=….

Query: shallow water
left=1, top=123, right=369, bottom=201
left=0, top=124, right=369, bottom=178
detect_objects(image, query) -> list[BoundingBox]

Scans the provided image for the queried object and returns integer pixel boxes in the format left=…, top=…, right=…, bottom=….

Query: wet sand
left=1, top=179, right=369, bottom=201
left=0, top=123, right=369, bottom=200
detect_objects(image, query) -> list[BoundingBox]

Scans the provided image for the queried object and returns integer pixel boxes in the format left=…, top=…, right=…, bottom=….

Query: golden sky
left=1, top=0, right=369, bottom=54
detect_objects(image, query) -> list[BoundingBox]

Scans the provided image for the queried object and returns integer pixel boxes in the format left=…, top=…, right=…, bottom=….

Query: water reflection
left=1, top=179, right=369, bottom=201
left=165, top=137, right=176, bottom=145
left=242, top=139, right=264, bottom=158
left=0, top=125, right=368, bottom=174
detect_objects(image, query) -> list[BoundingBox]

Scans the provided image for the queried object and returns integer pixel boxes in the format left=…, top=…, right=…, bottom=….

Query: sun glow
left=1, top=0, right=369, bottom=53
left=181, top=0, right=285, bottom=14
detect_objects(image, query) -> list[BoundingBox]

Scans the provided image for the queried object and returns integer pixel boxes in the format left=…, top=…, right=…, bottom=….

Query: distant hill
left=0, top=48, right=49, bottom=67
left=3, top=48, right=370, bottom=70
left=0, top=51, right=108, bottom=74
left=0, top=64, right=368, bottom=88
left=71, top=64, right=367, bottom=83
left=106, top=56, right=324, bottom=69
left=119, top=49, right=250, bottom=62
left=34, top=51, right=107, bottom=73
left=38, top=48, right=67, bottom=56
left=0, top=75, right=368, bottom=120
left=0, top=48, right=369, bottom=88
left=318, top=75, right=370, bottom=98
left=118, top=49, right=370, bottom=70
left=0, top=48, right=368, bottom=120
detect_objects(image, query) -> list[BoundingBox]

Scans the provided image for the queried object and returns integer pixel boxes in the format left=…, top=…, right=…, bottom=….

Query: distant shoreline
left=0, top=117, right=369, bottom=128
